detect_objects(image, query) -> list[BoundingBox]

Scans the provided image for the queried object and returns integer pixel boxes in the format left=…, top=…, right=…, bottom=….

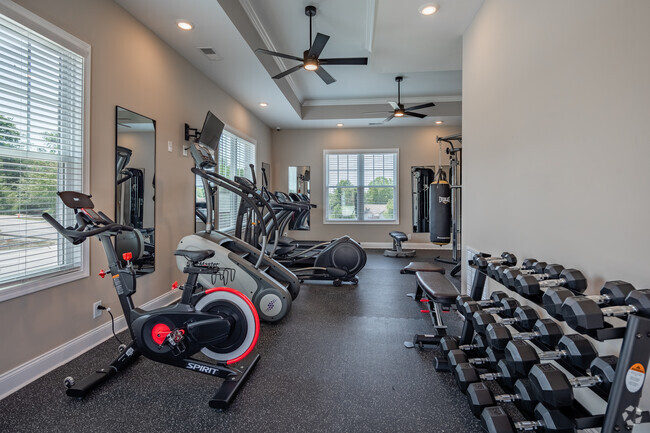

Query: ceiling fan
left=367, top=76, right=436, bottom=124
left=255, top=5, right=368, bottom=85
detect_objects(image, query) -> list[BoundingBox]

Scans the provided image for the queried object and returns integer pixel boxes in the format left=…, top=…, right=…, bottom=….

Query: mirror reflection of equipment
left=115, top=106, right=156, bottom=276
left=288, top=165, right=311, bottom=230
left=181, top=112, right=300, bottom=322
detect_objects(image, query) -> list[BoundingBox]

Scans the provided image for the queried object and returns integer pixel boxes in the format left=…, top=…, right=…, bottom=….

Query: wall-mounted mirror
left=287, top=165, right=311, bottom=230
left=115, top=106, right=156, bottom=276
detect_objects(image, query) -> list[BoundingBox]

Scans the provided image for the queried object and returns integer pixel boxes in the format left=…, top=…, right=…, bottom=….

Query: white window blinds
left=325, top=150, right=398, bottom=223
left=217, top=130, right=255, bottom=232
left=0, top=11, right=86, bottom=298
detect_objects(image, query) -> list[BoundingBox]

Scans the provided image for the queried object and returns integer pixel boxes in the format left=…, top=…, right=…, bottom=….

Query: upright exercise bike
left=42, top=191, right=260, bottom=409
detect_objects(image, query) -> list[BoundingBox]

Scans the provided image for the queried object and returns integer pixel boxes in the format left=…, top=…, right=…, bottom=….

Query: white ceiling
left=114, top=0, right=484, bottom=129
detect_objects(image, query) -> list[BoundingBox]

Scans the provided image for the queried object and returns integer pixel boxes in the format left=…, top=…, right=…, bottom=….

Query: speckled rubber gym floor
left=0, top=250, right=484, bottom=433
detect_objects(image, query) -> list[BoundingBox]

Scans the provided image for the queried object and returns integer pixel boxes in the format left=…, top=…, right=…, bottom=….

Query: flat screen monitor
left=199, top=111, right=225, bottom=151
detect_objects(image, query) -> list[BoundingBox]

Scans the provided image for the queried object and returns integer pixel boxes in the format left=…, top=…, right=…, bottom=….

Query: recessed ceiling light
left=337, top=123, right=343, bottom=127
left=176, top=20, right=194, bottom=30
left=435, top=120, right=444, bottom=124
left=259, top=102, right=268, bottom=107
left=419, top=4, right=439, bottom=16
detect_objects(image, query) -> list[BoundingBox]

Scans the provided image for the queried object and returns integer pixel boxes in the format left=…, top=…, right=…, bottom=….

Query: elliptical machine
left=177, top=111, right=300, bottom=322
left=42, top=191, right=260, bottom=409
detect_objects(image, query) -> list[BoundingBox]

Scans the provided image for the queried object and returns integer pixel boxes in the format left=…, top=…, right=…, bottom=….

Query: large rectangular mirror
left=115, top=106, right=155, bottom=276
left=288, top=165, right=311, bottom=230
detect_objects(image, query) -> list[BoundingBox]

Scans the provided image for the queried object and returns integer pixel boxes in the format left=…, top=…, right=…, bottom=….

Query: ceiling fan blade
left=388, top=101, right=400, bottom=110
left=308, top=33, right=330, bottom=58
left=405, top=102, right=436, bottom=111
left=320, top=57, right=368, bottom=65
left=315, top=66, right=336, bottom=85
left=383, top=114, right=395, bottom=123
left=255, top=48, right=303, bottom=62
left=405, top=111, right=427, bottom=119
left=272, top=64, right=304, bottom=80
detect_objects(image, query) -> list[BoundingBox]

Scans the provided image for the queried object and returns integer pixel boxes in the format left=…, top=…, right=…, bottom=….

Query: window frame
left=0, top=0, right=91, bottom=302
left=323, top=148, right=399, bottom=225
left=216, top=126, right=256, bottom=234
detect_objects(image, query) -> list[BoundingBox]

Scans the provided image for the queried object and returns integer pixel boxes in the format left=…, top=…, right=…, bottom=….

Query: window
left=195, top=129, right=256, bottom=233
left=0, top=4, right=89, bottom=301
left=324, top=150, right=398, bottom=223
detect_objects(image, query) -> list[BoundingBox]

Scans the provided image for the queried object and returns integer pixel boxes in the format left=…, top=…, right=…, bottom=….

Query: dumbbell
left=561, top=288, right=650, bottom=333
left=466, top=379, right=537, bottom=418
left=455, top=359, right=520, bottom=394
left=472, top=306, right=540, bottom=335
left=542, top=280, right=636, bottom=319
left=474, top=252, right=517, bottom=270
left=528, top=356, right=617, bottom=408
left=491, top=258, right=539, bottom=283
left=481, top=404, right=574, bottom=433
left=447, top=346, right=505, bottom=371
left=440, top=333, right=488, bottom=357
left=504, top=335, right=598, bottom=377
left=504, top=263, right=565, bottom=291
left=515, top=268, right=587, bottom=297
left=459, top=296, right=520, bottom=320
left=485, top=319, right=564, bottom=351
left=455, top=291, right=510, bottom=317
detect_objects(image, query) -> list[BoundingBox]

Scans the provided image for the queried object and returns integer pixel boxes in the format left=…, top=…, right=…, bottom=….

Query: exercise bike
left=42, top=191, right=260, bottom=409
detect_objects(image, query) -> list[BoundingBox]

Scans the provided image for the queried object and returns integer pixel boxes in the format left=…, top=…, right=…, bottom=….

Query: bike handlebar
left=42, top=212, right=132, bottom=245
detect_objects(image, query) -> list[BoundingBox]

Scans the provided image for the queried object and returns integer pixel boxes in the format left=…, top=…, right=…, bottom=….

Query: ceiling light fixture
left=419, top=4, right=439, bottom=16
left=435, top=120, right=444, bottom=124
left=176, top=20, right=194, bottom=30
left=259, top=102, right=268, bottom=107
left=394, top=110, right=405, bottom=117
left=303, top=58, right=318, bottom=71
left=337, top=123, right=343, bottom=127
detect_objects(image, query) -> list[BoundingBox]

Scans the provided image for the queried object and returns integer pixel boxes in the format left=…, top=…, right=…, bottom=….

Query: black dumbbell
left=456, top=291, right=510, bottom=317
left=504, top=263, right=565, bottom=291
left=466, top=379, right=537, bottom=418
left=461, top=297, right=521, bottom=321
left=485, top=319, right=564, bottom=351
left=528, top=356, right=618, bottom=408
left=455, top=359, right=519, bottom=394
left=447, top=346, right=505, bottom=370
left=561, top=289, right=650, bottom=333
left=472, top=306, right=540, bottom=335
left=475, top=252, right=517, bottom=270
left=481, top=404, right=574, bottom=433
left=440, top=333, right=488, bottom=357
left=491, top=258, right=539, bottom=283
left=504, top=335, right=597, bottom=377
left=542, top=280, right=635, bottom=319
left=515, top=268, right=587, bottom=297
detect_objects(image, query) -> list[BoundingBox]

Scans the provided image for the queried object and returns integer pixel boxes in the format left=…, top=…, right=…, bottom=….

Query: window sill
left=323, top=219, right=399, bottom=225
left=0, top=266, right=88, bottom=303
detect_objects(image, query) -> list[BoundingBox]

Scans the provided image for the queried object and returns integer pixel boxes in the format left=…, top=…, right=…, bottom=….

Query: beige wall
left=462, top=0, right=650, bottom=292
left=1, top=0, right=271, bottom=375
left=271, top=125, right=461, bottom=244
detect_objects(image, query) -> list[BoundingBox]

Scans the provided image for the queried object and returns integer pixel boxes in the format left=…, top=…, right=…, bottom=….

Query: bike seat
left=174, top=249, right=215, bottom=263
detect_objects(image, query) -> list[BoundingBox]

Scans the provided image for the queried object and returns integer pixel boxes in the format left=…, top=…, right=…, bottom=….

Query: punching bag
left=429, top=169, right=452, bottom=245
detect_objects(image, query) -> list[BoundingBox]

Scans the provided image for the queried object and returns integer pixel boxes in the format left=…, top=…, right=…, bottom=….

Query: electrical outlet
left=182, top=145, right=188, bottom=157
left=167, top=141, right=173, bottom=152
left=407, top=233, right=412, bottom=240
left=93, top=300, right=103, bottom=319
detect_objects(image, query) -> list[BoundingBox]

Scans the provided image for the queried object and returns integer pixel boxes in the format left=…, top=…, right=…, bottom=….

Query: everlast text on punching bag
left=429, top=169, right=451, bottom=245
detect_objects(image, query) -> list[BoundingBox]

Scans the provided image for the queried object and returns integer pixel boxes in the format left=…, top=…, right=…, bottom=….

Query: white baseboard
left=362, top=241, right=453, bottom=250
left=0, top=290, right=180, bottom=401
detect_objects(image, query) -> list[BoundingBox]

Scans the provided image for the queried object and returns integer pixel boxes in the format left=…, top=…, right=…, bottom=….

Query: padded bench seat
left=400, top=261, right=446, bottom=275
left=414, top=271, right=459, bottom=306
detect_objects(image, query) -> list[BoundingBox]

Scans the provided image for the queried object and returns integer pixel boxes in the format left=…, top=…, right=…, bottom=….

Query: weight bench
left=404, top=271, right=460, bottom=348
left=400, top=261, right=446, bottom=275
left=384, top=231, right=416, bottom=258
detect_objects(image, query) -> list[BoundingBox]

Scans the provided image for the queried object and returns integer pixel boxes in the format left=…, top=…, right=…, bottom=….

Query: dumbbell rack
left=467, top=262, right=650, bottom=432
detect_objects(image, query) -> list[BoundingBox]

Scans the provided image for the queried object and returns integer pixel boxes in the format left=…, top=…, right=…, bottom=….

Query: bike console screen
left=80, top=208, right=106, bottom=224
